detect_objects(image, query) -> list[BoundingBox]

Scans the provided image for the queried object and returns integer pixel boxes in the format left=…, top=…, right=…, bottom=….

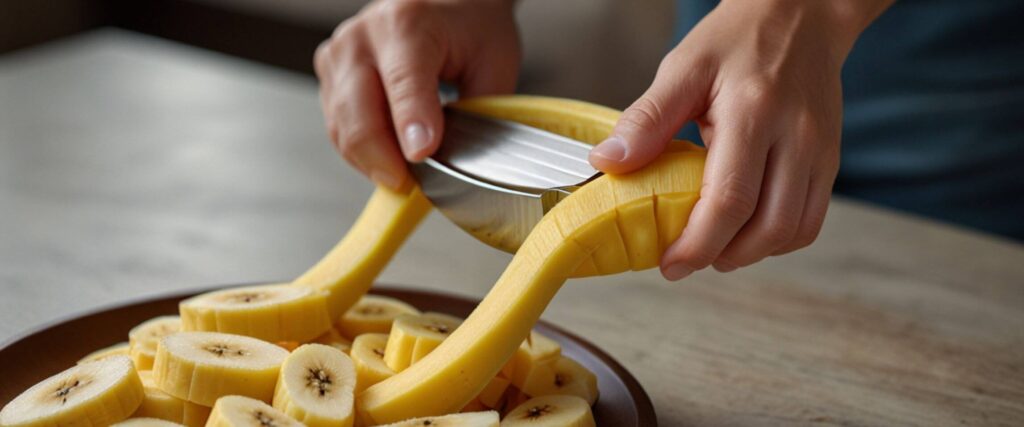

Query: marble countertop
left=2, top=29, right=1022, bottom=425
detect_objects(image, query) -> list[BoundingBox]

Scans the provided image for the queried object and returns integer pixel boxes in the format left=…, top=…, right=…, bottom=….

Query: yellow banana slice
left=376, top=411, right=499, bottom=427
left=133, top=371, right=212, bottom=427
left=519, top=357, right=598, bottom=405
left=272, top=344, right=356, bottom=427
left=0, top=355, right=144, bottom=426
left=179, top=284, right=332, bottom=343
left=500, top=395, right=595, bottom=427
left=336, top=295, right=421, bottom=339
left=383, top=312, right=463, bottom=372
left=206, top=395, right=302, bottom=427
left=503, top=331, right=561, bottom=387
left=152, top=332, right=288, bottom=407
left=349, top=333, right=396, bottom=393
left=129, top=316, right=181, bottom=371
left=78, top=341, right=131, bottom=364
left=113, top=418, right=186, bottom=426
left=312, top=327, right=353, bottom=354
left=476, top=376, right=511, bottom=409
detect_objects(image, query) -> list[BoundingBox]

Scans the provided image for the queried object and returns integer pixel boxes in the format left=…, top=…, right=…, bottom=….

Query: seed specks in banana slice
left=500, top=395, right=594, bottom=427
left=0, top=355, right=144, bottom=426
left=180, top=284, right=333, bottom=343
left=519, top=357, right=598, bottom=405
left=384, top=312, right=463, bottom=372
left=129, top=316, right=181, bottom=370
left=273, top=344, right=356, bottom=427
left=350, top=333, right=395, bottom=393
left=207, top=395, right=303, bottom=427
left=336, top=295, right=420, bottom=339
left=152, top=331, right=288, bottom=407
left=378, top=410, right=499, bottom=427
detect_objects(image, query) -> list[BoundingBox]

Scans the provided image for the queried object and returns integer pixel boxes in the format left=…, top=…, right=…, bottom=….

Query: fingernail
left=589, top=136, right=627, bottom=162
left=663, top=263, right=694, bottom=281
left=371, top=170, right=403, bottom=190
left=402, top=122, right=433, bottom=160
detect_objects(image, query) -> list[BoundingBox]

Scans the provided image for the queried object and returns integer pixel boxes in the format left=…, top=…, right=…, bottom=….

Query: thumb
left=589, top=61, right=710, bottom=174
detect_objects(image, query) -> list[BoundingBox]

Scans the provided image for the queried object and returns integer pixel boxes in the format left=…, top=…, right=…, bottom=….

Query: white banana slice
left=273, top=344, right=357, bottom=427
left=500, top=395, right=595, bottom=427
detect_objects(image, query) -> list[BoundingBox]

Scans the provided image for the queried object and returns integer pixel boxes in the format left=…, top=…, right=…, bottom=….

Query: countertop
left=2, top=29, right=1022, bottom=426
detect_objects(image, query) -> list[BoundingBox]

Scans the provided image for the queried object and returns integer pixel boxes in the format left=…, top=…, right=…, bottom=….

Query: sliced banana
left=377, top=411, right=499, bottom=427
left=134, top=371, right=212, bottom=427
left=520, top=357, right=598, bottom=405
left=152, top=331, right=288, bottom=407
left=477, top=376, right=511, bottom=409
left=0, top=355, right=144, bottom=426
left=383, top=312, right=463, bottom=372
left=336, top=295, right=420, bottom=339
left=179, top=284, right=333, bottom=343
left=207, top=395, right=303, bottom=427
left=273, top=344, right=356, bottom=427
left=113, top=418, right=186, bottom=426
left=504, top=332, right=561, bottom=387
left=78, top=341, right=131, bottom=364
left=349, top=333, right=395, bottom=393
left=312, top=328, right=352, bottom=354
left=129, top=316, right=181, bottom=370
left=500, top=395, right=595, bottom=427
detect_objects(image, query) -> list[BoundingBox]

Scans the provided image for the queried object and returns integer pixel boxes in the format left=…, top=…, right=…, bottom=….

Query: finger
left=330, top=65, right=408, bottom=190
left=773, top=167, right=835, bottom=255
left=374, top=32, right=445, bottom=162
left=713, top=145, right=810, bottom=270
left=458, top=51, right=520, bottom=98
left=589, top=55, right=713, bottom=174
left=659, top=114, right=770, bottom=281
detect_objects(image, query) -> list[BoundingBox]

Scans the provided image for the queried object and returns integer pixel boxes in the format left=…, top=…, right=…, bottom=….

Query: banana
left=272, top=344, right=357, bottom=427
left=179, top=284, right=333, bottom=343
left=134, top=371, right=212, bottom=427
left=376, top=411, right=499, bottom=427
left=113, top=418, right=186, bottom=426
left=349, top=333, right=395, bottom=393
left=383, top=312, right=463, bottom=372
left=312, top=328, right=352, bottom=354
left=460, top=399, right=489, bottom=413
left=503, top=332, right=561, bottom=387
left=152, top=332, right=288, bottom=407
left=0, top=355, right=144, bottom=426
left=477, top=376, right=511, bottom=409
left=206, top=395, right=302, bottom=427
left=500, top=389, right=530, bottom=418
left=79, top=341, right=131, bottom=364
left=129, top=316, right=181, bottom=371
left=500, top=395, right=595, bottom=427
left=519, top=357, right=598, bottom=405
left=336, top=295, right=420, bottom=339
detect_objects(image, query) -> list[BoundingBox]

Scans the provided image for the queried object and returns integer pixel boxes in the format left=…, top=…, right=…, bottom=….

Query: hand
left=315, top=0, right=521, bottom=189
left=588, top=0, right=893, bottom=280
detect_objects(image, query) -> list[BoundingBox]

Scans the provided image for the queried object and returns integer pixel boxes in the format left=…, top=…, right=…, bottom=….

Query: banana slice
left=134, top=371, right=212, bottom=426
left=180, top=284, right=333, bottom=343
left=336, top=295, right=420, bottom=339
left=383, top=312, right=462, bottom=372
left=79, top=341, right=131, bottom=364
left=350, top=333, right=395, bottom=393
left=113, top=418, right=186, bottom=426
left=312, top=328, right=353, bottom=354
left=504, top=332, right=561, bottom=387
left=129, top=316, right=181, bottom=370
left=152, top=331, right=289, bottom=407
left=0, top=355, right=144, bottom=426
left=378, top=411, right=499, bottom=427
left=273, top=344, right=356, bottom=427
left=520, top=357, right=598, bottom=405
left=207, top=395, right=302, bottom=427
left=500, top=395, right=595, bottom=427
left=477, top=376, right=511, bottom=409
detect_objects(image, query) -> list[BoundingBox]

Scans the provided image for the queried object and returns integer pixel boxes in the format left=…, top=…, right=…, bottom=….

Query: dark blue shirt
left=674, top=0, right=1024, bottom=240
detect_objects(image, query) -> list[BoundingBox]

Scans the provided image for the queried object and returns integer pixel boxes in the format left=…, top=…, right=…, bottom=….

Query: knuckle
left=374, top=0, right=431, bottom=31
left=381, top=64, right=426, bottom=107
left=709, top=175, right=759, bottom=223
left=619, top=96, right=665, bottom=132
left=737, top=77, right=777, bottom=111
left=760, top=217, right=799, bottom=248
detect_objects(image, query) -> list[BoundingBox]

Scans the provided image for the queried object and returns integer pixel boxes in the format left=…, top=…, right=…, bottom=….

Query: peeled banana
left=336, top=295, right=421, bottom=339
left=349, top=333, right=396, bottom=393
left=383, top=312, right=463, bottom=372
left=133, top=371, right=212, bottom=426
left=206, top=395, right=302, bottom=427
left=129, top=316, right=181, bottom=371
left=0, top=355, right=144, bottom=426
left=377, top=411, right=500, bottom=427
left=272, top=344, right=357, bottom=427
left=519, top=357, right=598, bottom=405
left=179, top=284, right=332, bottom=343
left=79, top=341, right=131, bottom=364
left=500, top=395, right=595, bottom=427
left=113, top=418, right=187, bottom=427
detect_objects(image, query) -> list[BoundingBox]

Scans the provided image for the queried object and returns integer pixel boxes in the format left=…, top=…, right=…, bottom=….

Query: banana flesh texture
left=78, top=341, right=131, bottom=364
left=112, top=418, right=187, bottom=426
left=129, top=316, right=181, bottom=371
left=376, top=410, right=500, bottom=427
left=349, top=333, right=396, bottom=393
left=311, top=328, right=353, bottom=354
left=152, top=331, right=289, bottom=407
left=500, top=395, right=595, bottom=427
left=134, top=371, right=212, bottom=426
left=272, top=344, right=356, bottom=427
left=336, top=295, right=421, bottom=339
left=0, top=355, right=145, bottom=426
left=356, top=96, right=704, bottom=423
left=519, top=357, right=598, bottom=405
left=206, top=395, right=302, bottom=427
left=383, top=312, right=463, bottom=372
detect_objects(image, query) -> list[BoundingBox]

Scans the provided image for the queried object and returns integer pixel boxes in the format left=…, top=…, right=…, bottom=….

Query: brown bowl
left=0, top=284, right=656, bottom=426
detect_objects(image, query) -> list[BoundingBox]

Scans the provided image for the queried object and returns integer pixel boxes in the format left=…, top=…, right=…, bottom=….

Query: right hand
left=315, top=0, right=521, bottom=189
